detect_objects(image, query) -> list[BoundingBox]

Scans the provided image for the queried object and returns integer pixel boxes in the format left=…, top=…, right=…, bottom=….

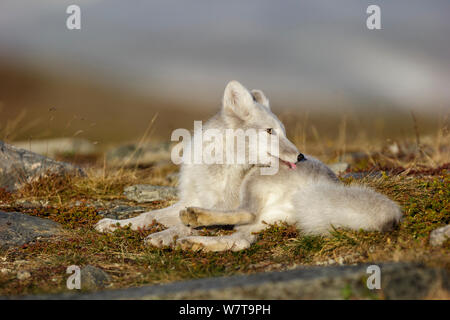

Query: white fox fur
left=96, top=81, right=402, bottom=251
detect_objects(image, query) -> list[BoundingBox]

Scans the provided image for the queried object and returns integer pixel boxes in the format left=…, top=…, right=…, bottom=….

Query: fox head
left=221, top=80, right=301, bottom=170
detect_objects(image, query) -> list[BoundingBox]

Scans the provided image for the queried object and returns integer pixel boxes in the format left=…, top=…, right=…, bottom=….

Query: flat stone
left=80, top=265, right=111, bottom=290
left=123, top=184, right=177, bottom=203
left=14, top=199, right=49, bottom=208
left=106, top=142, right=171, bottom=166
left=17, top=263, right=449, bottom=300
left=98, top=205, right=146, bottom=219
left=11, top=138, right=96, bottom=158
left=430, top=225, right=450, bottom=246
left=0, top=211, right=63, bottom=249
left=0, top=140, right=85, bottom=192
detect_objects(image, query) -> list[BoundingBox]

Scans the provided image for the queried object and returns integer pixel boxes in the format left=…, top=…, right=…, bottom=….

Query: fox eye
left=266, top=128, right=273, bottom=134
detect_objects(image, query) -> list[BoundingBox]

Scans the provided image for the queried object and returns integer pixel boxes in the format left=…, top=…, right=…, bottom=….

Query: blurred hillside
left=1, top=1, right=449, bottom=147
left=0, top=61, right=208, bottom=145
left=0, top=61, right=445, bottom=148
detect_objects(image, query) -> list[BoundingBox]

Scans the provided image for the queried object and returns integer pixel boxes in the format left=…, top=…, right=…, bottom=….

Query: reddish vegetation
left=0, top=188, right=13, bottom=202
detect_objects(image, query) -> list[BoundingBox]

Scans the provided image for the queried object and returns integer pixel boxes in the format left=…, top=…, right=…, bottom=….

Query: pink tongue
left=288, top=162, right=296, bottom=169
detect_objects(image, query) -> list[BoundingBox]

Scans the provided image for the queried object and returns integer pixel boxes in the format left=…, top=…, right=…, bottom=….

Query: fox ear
left=222, top=80, right=254, bottom=119
left=251, top=89, right=270, bottom=109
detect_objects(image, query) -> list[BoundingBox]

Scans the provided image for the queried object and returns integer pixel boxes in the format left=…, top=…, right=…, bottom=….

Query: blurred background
left=0, top=0, right=449, bottom=148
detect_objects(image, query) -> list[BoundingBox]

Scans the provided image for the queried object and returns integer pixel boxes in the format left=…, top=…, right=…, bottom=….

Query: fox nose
left=297, top=153, right=306, bottom=162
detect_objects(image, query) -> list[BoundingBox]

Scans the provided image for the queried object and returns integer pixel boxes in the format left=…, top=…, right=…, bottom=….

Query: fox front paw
left=144, top=225, right=193, bottom=248
left=95, top=218, right=121, bottom=233
left=176, top=236, right=207, bottom=251
left=145, top=230, right=176, bottom=248
left=176, top=236, right=252, bottom=252
left=179, top=207, right=202, bottom=227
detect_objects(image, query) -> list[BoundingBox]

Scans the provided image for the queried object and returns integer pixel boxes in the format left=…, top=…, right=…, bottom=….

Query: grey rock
left=106, top=142, right=171, bottom=166
left=67, top=200, right=104, bottom=209
left=0, top=211, right=63, bottom=249
left=16, top=263, right=449, bottom=300
left=14, top=199, right=49, bottom=208
left=380, top=264, right=448, bottom=300
left=11, top=138, right=96, bottom=157
left=80, top=265, right=111, bottom=290
left=429, top=225, right=450, bottom=246
left=0, top=140, right=85, bottom=192
left=98, top=205, right=146, bottom=219
left=123, top=184, right=177, bottom=203
left=328, top=162, right=349, bottom=175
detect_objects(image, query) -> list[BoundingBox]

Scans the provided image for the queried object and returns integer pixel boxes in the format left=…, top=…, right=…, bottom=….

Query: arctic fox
left=96, top=81, right=402, bottom=251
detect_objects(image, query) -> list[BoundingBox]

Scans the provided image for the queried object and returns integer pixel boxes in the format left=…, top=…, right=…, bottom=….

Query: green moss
left=401, top=176, right=449, bottom=239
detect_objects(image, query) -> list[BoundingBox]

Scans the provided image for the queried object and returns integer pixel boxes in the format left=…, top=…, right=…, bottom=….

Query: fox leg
left=142, top=206, right=256, bottom=249
left=144, top=224, right=197, bottom=247
left=176, top=223, right=265, bottom=252
left=95, top=202, right=185, bottom=232
left=179, top=207, right=256, bottom=228
left=176, top=231, right=257, bottom=252
left=143, top=205, right=256, bottom=249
